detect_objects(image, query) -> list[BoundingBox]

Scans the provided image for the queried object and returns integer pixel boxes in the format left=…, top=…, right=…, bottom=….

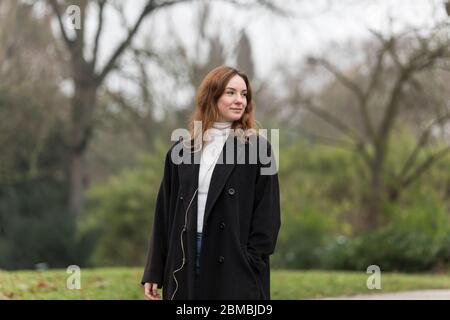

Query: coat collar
left=178, top=133, right=245, bottom=227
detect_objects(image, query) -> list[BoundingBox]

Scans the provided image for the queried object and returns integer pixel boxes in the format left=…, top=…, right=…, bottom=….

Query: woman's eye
left=225, top=91, right=247, bottom=97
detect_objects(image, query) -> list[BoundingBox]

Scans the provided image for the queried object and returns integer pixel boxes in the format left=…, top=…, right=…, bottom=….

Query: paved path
left=322, top=290, right=450, bottom=300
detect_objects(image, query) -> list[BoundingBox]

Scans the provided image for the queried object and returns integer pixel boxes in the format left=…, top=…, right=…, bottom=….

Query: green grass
left=273, top=270, right=450, bottom=299
left=1, top=268, right=450, bottom=300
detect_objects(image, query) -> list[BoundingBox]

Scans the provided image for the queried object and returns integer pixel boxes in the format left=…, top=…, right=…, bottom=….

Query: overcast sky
left=49, top=0, right=448, bottom=112
left=88, top=0, right=447, bottom=77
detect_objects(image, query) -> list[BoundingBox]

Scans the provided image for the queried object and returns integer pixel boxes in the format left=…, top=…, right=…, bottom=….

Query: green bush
left=83, top=132, right=450, bottom=272
left=0, top=178, right=93, bottom=270
left=320, top=189, right=450, bottom=272
left=272, top=132, right=450, bottom=272
left=0, top=122, right=93, bottom=270
left=82, top=142, right=168, bottom=267
left=321, top=227, right=445, bottom=272
left=272, top=208, right=331, bottom=269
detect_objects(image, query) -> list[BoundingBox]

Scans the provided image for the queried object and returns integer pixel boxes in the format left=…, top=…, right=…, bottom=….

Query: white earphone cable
left=170, top=134, right=228, bottom=300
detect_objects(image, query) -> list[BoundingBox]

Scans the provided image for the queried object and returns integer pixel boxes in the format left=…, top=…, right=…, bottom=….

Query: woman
left=141, top=65, right=281, bottom=300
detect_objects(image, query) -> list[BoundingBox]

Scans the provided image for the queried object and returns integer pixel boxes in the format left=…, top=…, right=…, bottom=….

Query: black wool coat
left=141, top=134, right=281, bottom=300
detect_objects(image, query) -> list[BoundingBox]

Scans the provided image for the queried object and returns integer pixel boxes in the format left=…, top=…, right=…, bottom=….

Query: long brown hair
left=185, top=65, right=258, bottom=150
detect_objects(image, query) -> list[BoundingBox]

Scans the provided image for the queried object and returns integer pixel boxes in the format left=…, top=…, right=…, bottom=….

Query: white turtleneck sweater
left=197, top=121, right=232, bottom=233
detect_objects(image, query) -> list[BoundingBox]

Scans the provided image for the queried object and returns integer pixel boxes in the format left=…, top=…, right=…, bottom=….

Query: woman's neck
left=212, top=121, right=232, bottom=130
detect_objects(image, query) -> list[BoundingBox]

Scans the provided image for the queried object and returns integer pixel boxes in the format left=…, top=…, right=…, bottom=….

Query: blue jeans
left=196, top=232, right=203, bottom=276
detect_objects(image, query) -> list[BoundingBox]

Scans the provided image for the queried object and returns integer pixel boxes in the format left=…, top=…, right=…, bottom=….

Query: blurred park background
left=1, top=0, right=450, bottom=299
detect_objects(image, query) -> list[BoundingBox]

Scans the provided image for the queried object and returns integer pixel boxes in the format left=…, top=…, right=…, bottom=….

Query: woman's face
left=216, top=75, right=247, bottom=122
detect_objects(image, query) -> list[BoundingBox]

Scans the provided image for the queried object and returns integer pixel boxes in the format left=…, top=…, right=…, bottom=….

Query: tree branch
left=377, top=40, right=449, bottom=146
left=92, top=0, right=107, bottom=69
left=396, top=113, right=450, bottom=181
left=217, top=0, right=291, bottom=17
left=308, top=57, right=365, bottom=100
left=358, top=51, right=384, bottom=141
left=298, top=128, right=355, bottom=150
left=308, top=55, right=379, bottom=142
left=49, top=0, right=75, bottom=49
left=376, top=72, right=406, bottom=145
left=369, top=29, right=404, bottom=70
left=300, top=98, right=364, bottom=145
left=400, top=145, right=450, bottom=189
left=95, top=0, right=195, bottom=85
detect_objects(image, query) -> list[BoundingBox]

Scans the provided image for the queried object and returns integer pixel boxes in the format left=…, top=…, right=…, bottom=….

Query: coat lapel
left=203, top=134, right=244, bottom=225
left=178, top=134, right=245, bottom=228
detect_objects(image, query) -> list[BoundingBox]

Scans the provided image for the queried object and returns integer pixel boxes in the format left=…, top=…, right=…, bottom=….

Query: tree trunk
left=68, top=64, right=97, bottom=216
left=364, top=172, right=382, bottom=230
left=361, top=146, right=385, bottom=231
left=69, top=151, right=85, bottom=216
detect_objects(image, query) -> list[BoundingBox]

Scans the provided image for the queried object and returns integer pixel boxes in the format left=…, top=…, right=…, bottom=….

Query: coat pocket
left=240, top=246, right=264, bottom=299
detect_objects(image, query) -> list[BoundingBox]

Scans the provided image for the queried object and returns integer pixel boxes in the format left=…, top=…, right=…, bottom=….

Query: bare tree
left=295, top=26, right=450, bottom=230
left=104, top=0, right=270, bottom=148
left=45, top=0, right=285, bottom=216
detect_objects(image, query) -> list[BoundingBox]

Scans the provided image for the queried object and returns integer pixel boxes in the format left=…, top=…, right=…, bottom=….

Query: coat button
left=180, top=195, right=183, bottom=200
left=218, top=256, right=225, bottom=263
left=219, top=222, right=225, bottom=230
left=228, top=187, right=235, bottom=195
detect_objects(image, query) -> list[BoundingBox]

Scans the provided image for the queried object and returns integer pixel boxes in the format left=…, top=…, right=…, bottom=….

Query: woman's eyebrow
left=226, top=87, right=247, bottom=92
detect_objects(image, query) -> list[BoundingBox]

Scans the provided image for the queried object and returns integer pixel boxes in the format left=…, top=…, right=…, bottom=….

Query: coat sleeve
left=141, top=151, right=172, bottom=287
left=246, top=137, right=281, bottom=274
